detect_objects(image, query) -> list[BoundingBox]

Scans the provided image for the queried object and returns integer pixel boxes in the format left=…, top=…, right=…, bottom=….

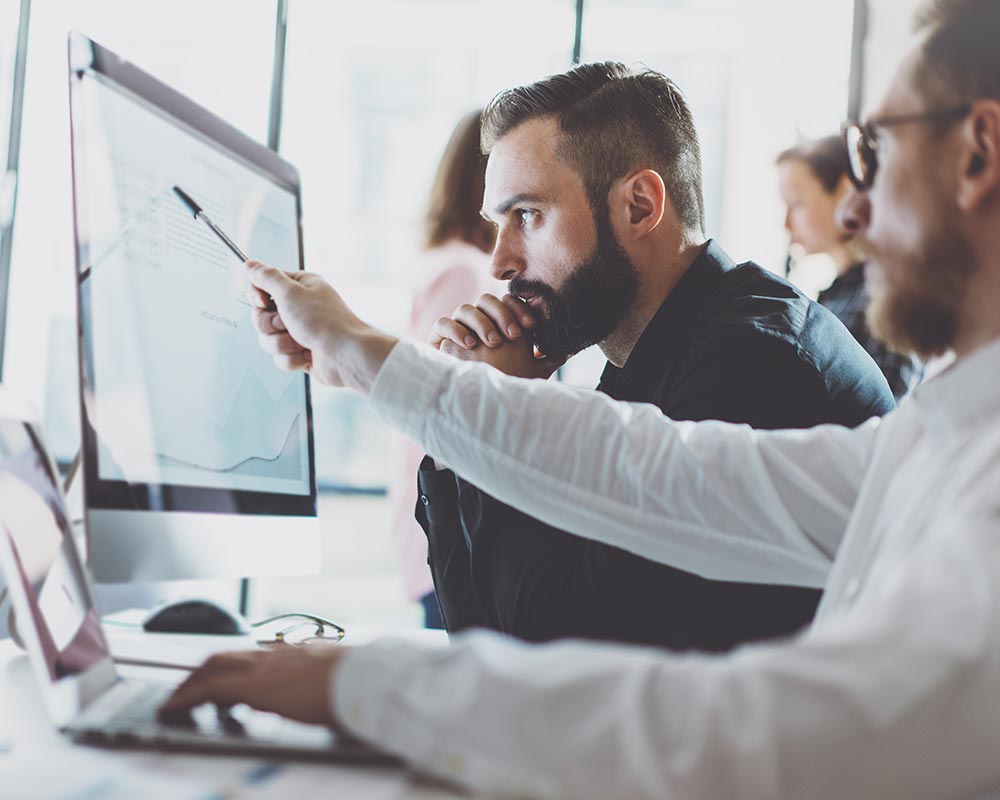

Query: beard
left=864, top=222, right=975, bottom=359
left=508, top=213, right=639, bottom=360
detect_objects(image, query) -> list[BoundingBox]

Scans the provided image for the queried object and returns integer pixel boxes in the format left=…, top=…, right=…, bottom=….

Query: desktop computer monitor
left=66, top=32, right=320, bottom=583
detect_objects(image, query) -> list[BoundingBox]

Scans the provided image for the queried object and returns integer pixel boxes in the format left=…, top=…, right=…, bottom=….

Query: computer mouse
left=141, top=599, right=251, bottom=635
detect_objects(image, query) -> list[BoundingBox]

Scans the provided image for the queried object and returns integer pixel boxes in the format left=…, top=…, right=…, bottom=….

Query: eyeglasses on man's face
left=842, top=104, right=972, bottom=190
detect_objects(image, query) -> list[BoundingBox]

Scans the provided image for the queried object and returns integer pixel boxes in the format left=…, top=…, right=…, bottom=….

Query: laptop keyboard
left=98, top=681, right=177, bottom=731
left=69, top=677, right=391, bottom=762
left=77, top=679, right=277, bottom=739
left=69, top=675, right=347, bottom=756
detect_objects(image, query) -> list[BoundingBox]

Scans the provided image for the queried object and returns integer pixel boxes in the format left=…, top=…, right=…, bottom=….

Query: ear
left=612, top=169, right=666, bottom=241
left=956, top=100, right=1000, bottom=213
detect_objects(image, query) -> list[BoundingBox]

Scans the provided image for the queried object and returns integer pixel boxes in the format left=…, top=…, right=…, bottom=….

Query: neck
left=599, top=235, right=708, bottom=367
left=952, top=267, right=1000, bottom=360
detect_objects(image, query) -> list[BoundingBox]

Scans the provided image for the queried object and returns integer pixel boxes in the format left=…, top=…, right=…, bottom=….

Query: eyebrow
left=481, top=193, right=548, bottom=220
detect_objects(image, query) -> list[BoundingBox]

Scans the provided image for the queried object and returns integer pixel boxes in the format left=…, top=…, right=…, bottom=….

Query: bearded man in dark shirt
left=418, top=62, right=894, bottom=651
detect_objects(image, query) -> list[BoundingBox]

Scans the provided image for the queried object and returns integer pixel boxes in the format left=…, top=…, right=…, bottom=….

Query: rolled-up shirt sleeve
left=369, top=340, right=878, bottom=587
left=332, top=505, right=1000, bottom=799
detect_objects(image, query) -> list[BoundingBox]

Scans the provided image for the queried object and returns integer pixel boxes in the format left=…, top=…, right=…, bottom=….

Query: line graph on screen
left=151, top=367, right=304, bottom=481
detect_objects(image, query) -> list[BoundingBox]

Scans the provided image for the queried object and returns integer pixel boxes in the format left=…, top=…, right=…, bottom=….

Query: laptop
left=0, top=394, right=393, bottom=763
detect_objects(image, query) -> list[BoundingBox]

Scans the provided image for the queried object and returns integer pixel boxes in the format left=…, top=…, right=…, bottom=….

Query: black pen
left=173, top=185, right=248, bottom=261
left=172, top=185, right=274, bottom=310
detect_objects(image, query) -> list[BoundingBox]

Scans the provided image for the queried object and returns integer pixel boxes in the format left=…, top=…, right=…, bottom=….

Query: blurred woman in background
left=777, top=135, right=922, bottom=400
left=387, top=110, right=500, bottom=628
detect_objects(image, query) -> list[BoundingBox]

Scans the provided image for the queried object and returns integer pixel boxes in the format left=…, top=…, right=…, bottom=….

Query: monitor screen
left=0, top=420, right=108, bottom=683
left=71, top=44, right=316, bottom=518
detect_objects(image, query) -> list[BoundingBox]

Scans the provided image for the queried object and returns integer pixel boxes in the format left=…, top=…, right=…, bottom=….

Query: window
left=5, top=0, right=277, bottom=463
left=0, top=1, right=867, bottom=626
left=581, top=0, right=854, bottom=276
left=0, top=2, right=24, bottom=178
left=280, top=0, right=576, bottom=489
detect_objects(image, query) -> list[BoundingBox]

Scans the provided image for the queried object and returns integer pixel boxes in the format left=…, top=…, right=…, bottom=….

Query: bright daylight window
left=0, top=3, right=21, bottom=197
left=279, top=0, right=576, bottom=489
left=5, top=0, right=276, bottom=465
left=0, top=0, right=26, bottom=375
left=0, top=0, right=857, bottom=624
left=558, top=0, right=855, bottom=385
left=583, top=0, right=853, bottom=266
left=4, top=0, right=854, bottom=488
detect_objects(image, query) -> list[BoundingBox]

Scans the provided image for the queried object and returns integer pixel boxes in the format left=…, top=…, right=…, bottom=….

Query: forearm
left=333, top=513, right=1000, bottom=799
left=332, top=631, right=987, bottom=800
left=369, top=340, right=873, bottom=586
left=333, top=632, right=703, bottom=799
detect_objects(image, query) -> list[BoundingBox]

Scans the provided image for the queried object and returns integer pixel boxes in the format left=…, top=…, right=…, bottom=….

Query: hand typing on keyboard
left=158, top=645, right=352, bottom=730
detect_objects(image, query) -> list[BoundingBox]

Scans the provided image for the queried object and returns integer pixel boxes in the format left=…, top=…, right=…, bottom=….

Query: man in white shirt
left=161, top=1, right=1000, bottom=796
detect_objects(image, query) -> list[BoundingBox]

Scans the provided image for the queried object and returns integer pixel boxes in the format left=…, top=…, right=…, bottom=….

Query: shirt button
left=420, top=495, right=430, bottom=506
left=844, top=578, right=860, bottom=599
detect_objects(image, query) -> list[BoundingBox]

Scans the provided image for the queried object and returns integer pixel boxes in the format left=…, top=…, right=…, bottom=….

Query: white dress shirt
left=333, top=336, right=1000, bottom=799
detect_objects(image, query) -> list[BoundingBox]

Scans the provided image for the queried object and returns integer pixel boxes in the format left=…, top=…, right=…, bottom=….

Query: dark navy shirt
left=817, top=262, right=923, bottom=402
left=416, top=240, right=895, bottom=650
left=596, top=241, right=895, bottom=427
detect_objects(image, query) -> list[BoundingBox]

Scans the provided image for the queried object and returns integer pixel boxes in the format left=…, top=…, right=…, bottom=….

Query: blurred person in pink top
left=387, top=110, right=500, bottom=627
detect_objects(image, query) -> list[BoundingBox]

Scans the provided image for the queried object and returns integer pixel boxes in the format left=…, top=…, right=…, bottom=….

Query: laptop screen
left=0, top=421, right=108, bottom=683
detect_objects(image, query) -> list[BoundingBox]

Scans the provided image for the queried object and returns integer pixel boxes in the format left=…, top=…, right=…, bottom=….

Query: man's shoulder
left=694, top=261, right=874, bottom=360
left=681, top=261, right=895, bottom=420
left=691, top=261, right=809, bottom=344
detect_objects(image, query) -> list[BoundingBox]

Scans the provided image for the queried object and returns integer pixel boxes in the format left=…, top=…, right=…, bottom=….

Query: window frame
left=0, top=0, right=32, bottom=378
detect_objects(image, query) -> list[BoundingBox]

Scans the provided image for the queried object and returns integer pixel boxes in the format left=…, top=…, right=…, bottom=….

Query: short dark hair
left=914, top=0, right=1000, bottom=106
left=424, top=109, right=496, bottom=253
left=776, top=135, right=850, bottom=194
left=481, top=61, right=705, bottom=233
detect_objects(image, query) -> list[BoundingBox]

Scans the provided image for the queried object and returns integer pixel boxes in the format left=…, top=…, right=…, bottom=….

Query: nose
left=490, top=227, right=525, bottom=282
left=783, top=208, right=792, bottom=233
left=835, top=185, right=870, bottom=236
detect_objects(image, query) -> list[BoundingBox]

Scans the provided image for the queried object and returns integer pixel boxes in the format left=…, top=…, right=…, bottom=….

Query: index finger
left=428, top=316, right=479, bottom=350
left=252, top=306, right=287, bottom=335
left=502, top=293, right=538, bottom=327
left=245, top=260, right=295, bottom=303
left=475, top=294, right=525, bottom=340
left=248, top=284, right=272, bottom=310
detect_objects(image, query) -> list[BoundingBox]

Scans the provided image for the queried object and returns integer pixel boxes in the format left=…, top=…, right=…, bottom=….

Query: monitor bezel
left=67, top=31, right=318, bottom=520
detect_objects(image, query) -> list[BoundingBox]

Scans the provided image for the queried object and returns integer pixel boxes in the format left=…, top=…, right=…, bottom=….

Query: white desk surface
left=0, top=624, right=477, bottom=799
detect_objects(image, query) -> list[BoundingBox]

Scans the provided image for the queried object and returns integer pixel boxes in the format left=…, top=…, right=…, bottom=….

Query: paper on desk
left=0, top=748, right=214, bottom=799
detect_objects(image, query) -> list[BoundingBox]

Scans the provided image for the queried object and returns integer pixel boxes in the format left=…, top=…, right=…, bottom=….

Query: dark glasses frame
left=842, top=104, right=972, bottom=190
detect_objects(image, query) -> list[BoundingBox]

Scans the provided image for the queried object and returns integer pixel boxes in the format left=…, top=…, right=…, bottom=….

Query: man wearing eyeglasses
left=162, top=0, right=1000, bottom=796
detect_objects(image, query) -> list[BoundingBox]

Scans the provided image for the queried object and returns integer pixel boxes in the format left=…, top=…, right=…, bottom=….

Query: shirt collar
left=912, top=335, right=1000, bottom=437
left=598, top=239, right=733, bottom=400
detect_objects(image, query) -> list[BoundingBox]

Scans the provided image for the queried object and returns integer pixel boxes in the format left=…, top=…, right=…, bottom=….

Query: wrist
left=337, top=326, right=399, bottom=396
